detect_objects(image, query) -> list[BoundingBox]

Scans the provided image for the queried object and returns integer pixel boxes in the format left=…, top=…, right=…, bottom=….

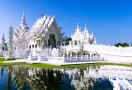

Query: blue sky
left=0, top=0, right=132, bottom=45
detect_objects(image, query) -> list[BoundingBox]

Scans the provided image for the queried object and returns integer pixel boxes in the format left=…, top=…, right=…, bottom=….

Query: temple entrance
left=2, top=47, right=4, bottom=51
left=48, top=34, right=56, bottom=48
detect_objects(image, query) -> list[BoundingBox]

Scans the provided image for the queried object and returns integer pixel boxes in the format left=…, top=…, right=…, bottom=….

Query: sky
left=0, top=0, right=132, bottom=45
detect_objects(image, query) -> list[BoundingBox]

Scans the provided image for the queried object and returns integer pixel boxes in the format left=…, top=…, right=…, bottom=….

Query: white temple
left=1, top=11, right=132, bottom=63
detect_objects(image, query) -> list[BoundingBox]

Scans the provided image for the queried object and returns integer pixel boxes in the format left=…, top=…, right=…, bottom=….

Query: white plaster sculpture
left=13, top=10, right=29, bottom=58
left=71, top=23, right=96, bottom=45
left=6, top=25, right=14, bottom=60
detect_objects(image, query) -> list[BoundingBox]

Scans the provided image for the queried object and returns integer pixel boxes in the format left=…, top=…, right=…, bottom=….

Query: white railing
left=41, top=56, right=48, bottom=61
left=48, top=57, right=64, bottom=61
left=29, top=55, right=104, bottom=62
left=32, top=56, right=37, bottom=60
left=64, top=57, right=104, bottom=62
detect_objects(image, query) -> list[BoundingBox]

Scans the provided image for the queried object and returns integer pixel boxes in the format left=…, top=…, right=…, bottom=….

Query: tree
left=115, top=42, right=129, bottom=47
left=65, top=38, right=72, bottom=46
left=121, top=43, right=129, bottom=47
left=114, top=42, right=121, bottom=47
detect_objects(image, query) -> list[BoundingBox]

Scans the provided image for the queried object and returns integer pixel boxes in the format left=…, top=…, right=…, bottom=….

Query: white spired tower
left=0, top=33, right=7, bottom=51
left=6, top=24, right=14, bottom=60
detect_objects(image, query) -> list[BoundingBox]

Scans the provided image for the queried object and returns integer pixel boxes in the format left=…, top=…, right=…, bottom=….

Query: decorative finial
left=10, top=23, right=12, bottom=29
left=2, top=32, right=5, bottom=42
left=85, top=24, right=86, bottom=28
left=10, top=23, right=13, bottom=27
left=40, top=12, right=43, bottom=17
left=84, top=24, right=87, bottom=32
left=21, top=9, right=27, bottom=26
left=77, top=22, right=79, bottom=26
left=23, top=9, right=25, bottom=17
left=84, top=24, right=87, bottom=29
left=9, top=24, right=13, bottom=31
left=3, top=32, right=4, bottom=37
left=92, top=31, right=94, bottom=36
left=76, top=22, right=80, bottom=31
left=53, top=15, right=55, bottom=18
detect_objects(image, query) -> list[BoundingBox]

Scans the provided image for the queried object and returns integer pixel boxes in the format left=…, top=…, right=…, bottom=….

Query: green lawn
left=0, top=58, right=6, bottom=63
left=0, top=57, right=132, bottom=68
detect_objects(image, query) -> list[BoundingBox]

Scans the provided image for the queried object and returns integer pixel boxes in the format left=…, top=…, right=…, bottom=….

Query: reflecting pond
left=0, top=65, right=132, bottom=90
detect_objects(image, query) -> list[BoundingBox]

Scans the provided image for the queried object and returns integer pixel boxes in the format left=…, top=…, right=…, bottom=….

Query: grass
left=0, top=58, right=6, bottom=63
left=0, top=57, right=132, bottom=68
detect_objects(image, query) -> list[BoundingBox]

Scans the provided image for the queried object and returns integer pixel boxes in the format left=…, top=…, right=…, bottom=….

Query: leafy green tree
left=114, top=42, right=122, bottom=47
left=130, top=44, right=132, bottom=46
left=65, top=38, right=72, bottom=46
left=115, top=42, right=129, bottom=47
left=121, top=43, right=129, bottom=47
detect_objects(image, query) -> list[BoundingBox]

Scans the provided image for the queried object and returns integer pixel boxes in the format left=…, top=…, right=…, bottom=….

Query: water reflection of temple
left=4, top=65, right=132, bottom=90
left=64, top=65, right=132, bottom=90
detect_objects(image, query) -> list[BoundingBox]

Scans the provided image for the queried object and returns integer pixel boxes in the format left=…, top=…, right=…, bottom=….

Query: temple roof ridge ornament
left=84, top=24, right=88, bottom=32
left=76, top=22, right=81, bottom=32
left=91, top=31, right=94, bottom=36
left=21, top=9, right=27, bottom=26
left=40, top=12, right=43, bottom=17
left=53, top=15, right=56, bottom=19
left=9, top=24, right=13, bottom=34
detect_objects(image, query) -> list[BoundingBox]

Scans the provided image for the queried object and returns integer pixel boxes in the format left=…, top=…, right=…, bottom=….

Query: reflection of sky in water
left=0, top=65, right=132, bottom=90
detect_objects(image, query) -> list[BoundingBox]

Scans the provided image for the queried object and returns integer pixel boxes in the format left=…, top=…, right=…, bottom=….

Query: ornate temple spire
left=2, top=33, right=5, bottom=44
left=76, top=23, right=81, bottom=32
left=92, top=31, right=94, bottom=36
left=91, top=31, right=94, bottom=38
left=21, top=9, right=27, bottom=26
left=8, top=24, right=13, bottom=50
left=84, top=24, right=88, bottom=32
left=40, top=12, right=43, bottom=17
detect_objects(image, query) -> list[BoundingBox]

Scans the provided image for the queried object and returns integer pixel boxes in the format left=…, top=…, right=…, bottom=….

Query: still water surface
left=0, top=65, right=132, bottom=90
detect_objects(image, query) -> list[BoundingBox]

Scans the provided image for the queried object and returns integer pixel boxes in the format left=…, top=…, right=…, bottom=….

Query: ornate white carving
left=71, top=24, right=96, bottom=45
left=12, top=11, right=29, bottom=58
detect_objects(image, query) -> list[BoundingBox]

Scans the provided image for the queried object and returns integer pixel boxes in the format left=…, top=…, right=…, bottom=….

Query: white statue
left=51, top=47, right=57, bottom=57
